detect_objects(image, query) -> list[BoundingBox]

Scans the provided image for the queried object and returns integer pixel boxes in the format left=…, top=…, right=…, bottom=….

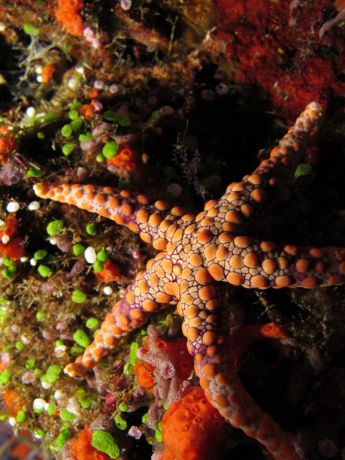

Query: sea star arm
left=65, top=253, right=179, bottom=377
left=33, top=182, right=190, bottom=250
left=204, top=235, right=345, bottom=289
left=206, top=102, right=323, bottom=232
left=179, top=279, right=301, bottom=460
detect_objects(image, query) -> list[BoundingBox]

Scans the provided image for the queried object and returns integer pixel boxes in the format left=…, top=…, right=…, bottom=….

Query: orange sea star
left=33, top=102, right=344, bottom=459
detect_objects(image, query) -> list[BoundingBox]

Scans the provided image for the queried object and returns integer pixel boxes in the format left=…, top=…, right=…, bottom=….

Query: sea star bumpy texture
left=33, top=102, right=345, bottom=460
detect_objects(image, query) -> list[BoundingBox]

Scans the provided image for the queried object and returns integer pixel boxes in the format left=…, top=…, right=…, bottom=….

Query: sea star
left=33, top=102, right=345, bottom=460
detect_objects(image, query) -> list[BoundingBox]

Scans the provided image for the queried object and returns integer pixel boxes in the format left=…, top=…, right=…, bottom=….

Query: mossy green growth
left=72, top=244, right=85, bottom=256
left=0, top=303, right=8, bottom=324
left=86, top=223, right=96, bottom=235
left=3, top=258, right=13, bottom=268
left=68, top=110, right=79, bottom=120
left=91, top=430, right=120, bottom=459
left=73, top=329, right=90, bottom=348
left=38, top=264, right=52, bottom=278
left=129, top=341, right=139, bottom=365
left=16, top=410, right=26, bottom=423
left=43, top=112, right=60, bottom=123
left=70, top=118, right=83, bottom=132
left=97, top=249, right=108, bottom=262
left=36, top=310, right=46, bottom=322
left=295, top=163, right=312, bottom=178
left=47, top=220, right=63, bottom=236
left=61, top=124, right=73, bottom=138
left=27, top=167, right=44, bottom=178
left=0, top=369, right=11, bottom=384
left=80, top=395, right=96, bottom=409
left=114, top=413, right=127, bottom=431
left=155, top=422, right=163, bottom=443
left=2, top=268, right=15, bottom=280
left=75, top=388, right=86, bottom=400
left=93, top=261, right=103, bottom=272
left=34, top=249, right=48, bottom=260
left=118, top=402, right=128, bottom=412
left=0, top=311, right=6, bottom=324
left=72, top=290, right=87, bottom=303
left=86, top=317, right=99, bottom=329
left=78, top=132, right=93, bottom=142
left=62, top=143, right=75, bottom=156
left=34, top=428, right=45, bottom=438
left=76, top=389, right=97, bottom=409
left=123, top=362, right=133, bottom=375
left=70, top=344, right=84, bottom=356
left=60, top=409, right=76, bottom=422
left=55, top=426, right=71, bottom=450
left=102, top=141, right=119, bottom=159
left=16, top=341, right=24, bottom=350
left=70, top=101, right=82, bottom=110
left=23, top=23, right=39, bottom=36
left=25, top=358, right=35, bottom=369
left=47, top=402, right=57, bottom=415
left=42, top=364, right=62, bottom=384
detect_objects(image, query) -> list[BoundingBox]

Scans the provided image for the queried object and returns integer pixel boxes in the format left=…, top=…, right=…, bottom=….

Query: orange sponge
left=161, top=387, right=226, bottom=460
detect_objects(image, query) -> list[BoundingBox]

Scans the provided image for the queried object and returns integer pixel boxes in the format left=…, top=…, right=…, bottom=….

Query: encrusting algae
left=1, top=1, right=345, bottom=460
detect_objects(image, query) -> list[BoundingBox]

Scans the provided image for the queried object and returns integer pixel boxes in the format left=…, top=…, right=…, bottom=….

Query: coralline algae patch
left=0, top=100, right=152, bottom=458
left=0, top=203, right=133, bottom=455
left=215, top=0, right=345, bottom=118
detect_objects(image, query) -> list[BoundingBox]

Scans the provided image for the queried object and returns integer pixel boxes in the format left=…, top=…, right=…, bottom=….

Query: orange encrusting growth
left=55, top=0, right=84, bottom=37
left=133, top=361, right=155, bottom=389
left=94, top=260, right=121, bottom=283
left=79, top=103, right=95, bottom=119
left=134, top=336, right=194, bottom=391
left=41, top=63, right=55, bottom=84
left=335, top=0, right=345, bottom=10
left=0, top=216, right=25, bottom=260
left=1, top=387, right=33, bottom=459
left=3, top=388, right=22, bottom=416
left=11, top=443, right=32, bottom=460
left=155, top=337, right=194, bottom=380
left=215, top=0, right=345, bottom=119
left=161, top=387, right=227, bottom=460
left=107, top=147, right=138, bottom=172
left=0, top=126, right=19, bottom=164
